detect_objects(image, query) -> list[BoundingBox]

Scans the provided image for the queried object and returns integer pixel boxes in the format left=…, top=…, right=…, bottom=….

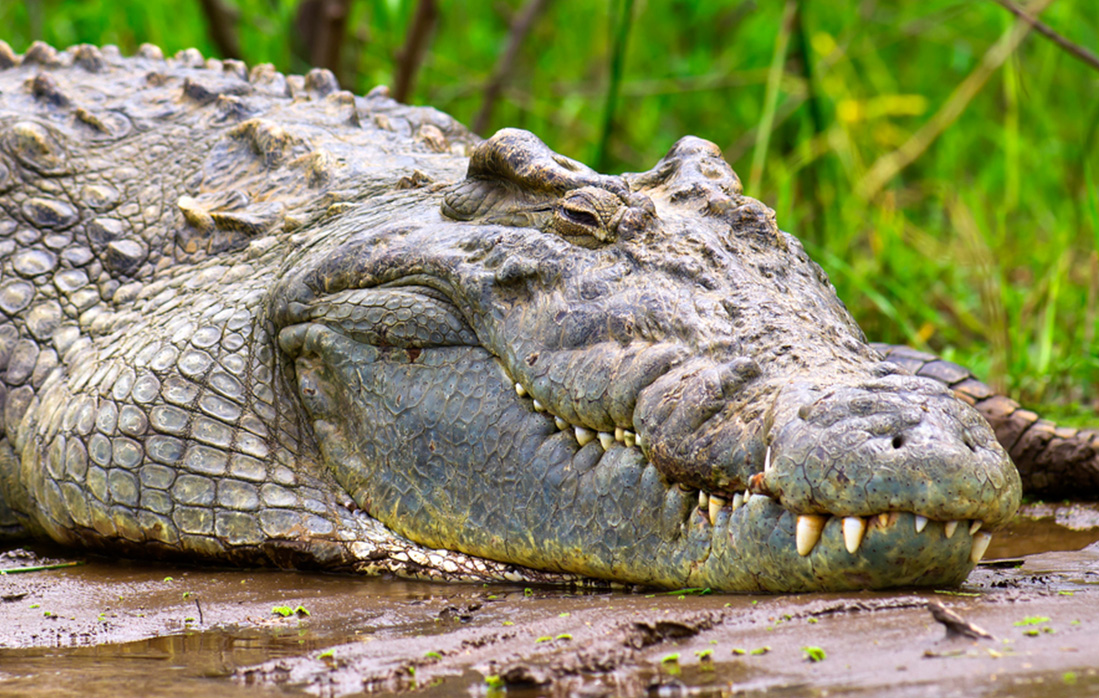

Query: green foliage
left=5, top=1, right=1098, bottom=411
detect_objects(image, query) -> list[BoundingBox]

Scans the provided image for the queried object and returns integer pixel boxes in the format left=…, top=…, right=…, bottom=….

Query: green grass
left=3, top=0, right=1098, bottom=418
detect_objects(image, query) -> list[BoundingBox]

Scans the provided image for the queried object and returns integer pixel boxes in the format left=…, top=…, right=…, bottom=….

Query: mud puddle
left=1, top=503, right=1098, bottom=698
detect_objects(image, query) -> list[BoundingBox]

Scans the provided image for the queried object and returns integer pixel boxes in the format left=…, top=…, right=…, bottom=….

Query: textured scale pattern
left=0, top=40, right=582, bottom=584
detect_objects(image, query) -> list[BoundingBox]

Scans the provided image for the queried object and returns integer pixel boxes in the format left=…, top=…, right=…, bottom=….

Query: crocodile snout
left=758, top=375, right=1021, bottom=533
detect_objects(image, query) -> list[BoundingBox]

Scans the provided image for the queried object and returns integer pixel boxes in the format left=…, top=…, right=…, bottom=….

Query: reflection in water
left=987, top=503, right=1099, bottom=559
left=1, top=630, right=315, bottom=697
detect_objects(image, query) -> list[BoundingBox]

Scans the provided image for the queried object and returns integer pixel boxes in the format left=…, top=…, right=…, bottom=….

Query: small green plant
left=317, top=649, right=335, bottom=659
left=272, top=605, right=311, bottom=617
left=802, top=646, right=827, bottom=662
left=661, top=653, right=680, bottom=663
left=1014, top=616, right=1050, bottom=626
left=424, top=651, right=442, bottom=659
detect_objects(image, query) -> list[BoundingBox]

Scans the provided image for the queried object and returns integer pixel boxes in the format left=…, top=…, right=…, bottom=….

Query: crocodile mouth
left=504, top=370, right=995, bottom=569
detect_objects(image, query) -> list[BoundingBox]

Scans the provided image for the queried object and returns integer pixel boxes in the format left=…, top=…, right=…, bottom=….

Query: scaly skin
left=0, top=42, right=1037, bottom=592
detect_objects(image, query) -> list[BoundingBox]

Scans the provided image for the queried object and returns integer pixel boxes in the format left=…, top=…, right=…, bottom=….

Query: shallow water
left=1, top=503, right=1098, bottom=698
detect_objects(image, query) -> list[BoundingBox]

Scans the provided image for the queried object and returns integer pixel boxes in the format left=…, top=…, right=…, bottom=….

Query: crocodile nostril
left=892, top=435, right=905, bottom=449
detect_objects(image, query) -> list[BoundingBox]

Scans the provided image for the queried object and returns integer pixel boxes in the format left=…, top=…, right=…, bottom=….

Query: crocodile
left=0, top=41, right=1092, bottom=592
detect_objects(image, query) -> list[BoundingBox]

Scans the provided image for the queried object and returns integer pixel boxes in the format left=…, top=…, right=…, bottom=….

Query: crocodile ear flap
left=442, top=128, right=626, bottom=222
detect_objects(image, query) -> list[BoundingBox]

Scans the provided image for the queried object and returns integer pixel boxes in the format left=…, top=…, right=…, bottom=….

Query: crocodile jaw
left=281, top=318, right=1012, bottom=592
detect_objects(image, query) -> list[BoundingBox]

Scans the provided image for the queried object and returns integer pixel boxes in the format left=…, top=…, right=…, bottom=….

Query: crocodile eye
left=551, top=186, right=623, bottom=247
left=561, top=206, right=599, bottom=228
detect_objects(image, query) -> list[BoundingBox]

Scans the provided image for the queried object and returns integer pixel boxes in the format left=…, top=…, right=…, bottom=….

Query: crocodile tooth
left=970, top=532, right=992, bottom=564
left=532, top=399, right=545, bottom=412
left=614, top=427, right=625, bottom=442
left=764, top=444, right=773, bottom=473
left=842, top=516, right=867, bottom=554
left=636, top=433, right=648, bottom=449
left=709, top=495, right=727, bottom=525
left=731, top=492, right=744, bottom=510
left=574, top=426, right=595, bottom=446
left=744, top=488, right=750, bottom=502
left=699, top=491, right=710, bottom=510
left=944, top=520, right=959, bottom=539
left=555, top=416, right=569, bottom=431
left=598, top=432, right=614, bottom=450
left=876, top=513, right=890, bottom=528
left=677, top=483, right=694, bottom=493
left=623, top=430, right=636, bottom=447
left=914, top=515, right=928, bottom=533
left=514, top=382, right=527, bottom=397
left=969, top=520, right=982, bottom=535
left=796, top=515, right=827, bottom=556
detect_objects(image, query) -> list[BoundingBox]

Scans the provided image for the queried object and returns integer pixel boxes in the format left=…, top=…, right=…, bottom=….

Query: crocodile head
left=274, top=129, right=1020, bottom=592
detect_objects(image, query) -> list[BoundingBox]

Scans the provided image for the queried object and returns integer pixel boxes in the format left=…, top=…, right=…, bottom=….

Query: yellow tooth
left=614, top=427, right=625, bottom=442
left=574, top=426, right=595, bottom=446
left=699, top=491, right=710, bottom=510
left=970, top=531, right=992, bottom=564
left=732, top=492, right=744, bottom=510
left=842, top=516, right=867, bottom=554
left=944, top=520, right=959, bottom=539
left=555, top=416, right=568, bottom=431
left=876, top=513, right=890, bottom=528
left=623, top=430, right=636, bottom=448
left=709, top=495, right=727, bottom=525
left=532, top=399, right=545, bottom=412
left=796, top=515, right=827, bottom=556
left=914, top=515, right=928, bottom=533
left=598, top=432, right=614, bottom=450
left=969, top=520, right=982, bottom=535
left=515, top=382, right=527, bottom=397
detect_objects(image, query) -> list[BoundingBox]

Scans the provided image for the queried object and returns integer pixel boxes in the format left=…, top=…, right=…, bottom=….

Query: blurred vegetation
left=3, top=0, right=1099, bottom=420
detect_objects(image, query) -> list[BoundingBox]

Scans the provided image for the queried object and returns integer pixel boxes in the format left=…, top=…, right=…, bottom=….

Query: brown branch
left=294, top=0, right=353, bottom=83
left=472, top=0, right=554, bottom=135
left=393, top=0, right=439, bottom=104
left=197, top=0, right=243, bottom=60
left=989, top=0, right=1099, bottom=73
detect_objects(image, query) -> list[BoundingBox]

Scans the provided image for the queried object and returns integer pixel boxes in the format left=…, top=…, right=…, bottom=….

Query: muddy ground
left=1, top=504, right=1098, bottom=698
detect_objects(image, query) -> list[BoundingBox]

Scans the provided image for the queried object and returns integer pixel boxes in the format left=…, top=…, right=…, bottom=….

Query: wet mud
left=1, top=503, right=1098, bottom=698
